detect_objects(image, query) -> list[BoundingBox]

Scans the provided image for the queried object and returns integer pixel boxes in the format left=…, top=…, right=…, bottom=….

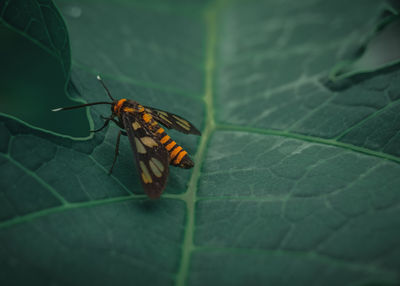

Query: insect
left=52, top=75, right=201, bottom=198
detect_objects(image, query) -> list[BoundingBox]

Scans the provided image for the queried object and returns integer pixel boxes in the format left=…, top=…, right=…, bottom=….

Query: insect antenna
left=97, top=75, right=115, bottom=101
left=52, top=101, right=112, bottom=112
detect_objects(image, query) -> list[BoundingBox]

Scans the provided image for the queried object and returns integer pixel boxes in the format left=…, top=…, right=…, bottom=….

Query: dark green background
left=1, top=0, right=400, bottom=285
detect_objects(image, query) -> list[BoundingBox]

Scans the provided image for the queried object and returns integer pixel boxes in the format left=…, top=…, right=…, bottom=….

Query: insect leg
left=90, top=117, right=111, bottom=132
left=90, top=116, right=122, bottom=133
left=108, top=116, right=124, bottom=129
left=109, top=130, right=122, bottom=174
left=108, top=130, right=127, bottom=174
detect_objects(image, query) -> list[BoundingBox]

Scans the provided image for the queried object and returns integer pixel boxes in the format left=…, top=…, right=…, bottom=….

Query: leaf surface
left=1, top=0, right=400, bottom=286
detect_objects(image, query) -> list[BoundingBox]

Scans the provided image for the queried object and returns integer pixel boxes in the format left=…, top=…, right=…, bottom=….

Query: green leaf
left=0, top=0, right=89, bottom=136
left=327, top=3, right=400, bottom=88
left=1, top=0, right=400, bottom=286
left=0, top=0, right=70, bottom=77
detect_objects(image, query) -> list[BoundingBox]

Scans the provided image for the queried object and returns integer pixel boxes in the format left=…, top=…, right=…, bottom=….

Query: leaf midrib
left=174, top=2, right=218, bottom=285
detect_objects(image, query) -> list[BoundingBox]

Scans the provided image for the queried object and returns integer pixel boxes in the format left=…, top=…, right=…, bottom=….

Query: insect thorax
left=113, top=99, right=143, bottom=116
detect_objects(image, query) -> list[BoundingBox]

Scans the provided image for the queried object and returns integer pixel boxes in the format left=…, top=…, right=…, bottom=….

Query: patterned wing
left=145, top=106, right=201, bottom=135
left=122, top=111, right=169, bottom=198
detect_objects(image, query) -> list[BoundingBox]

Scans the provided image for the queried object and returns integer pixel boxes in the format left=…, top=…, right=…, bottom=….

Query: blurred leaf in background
left=1, top=0, right=400, bottom=286
left=326, top=1, right=400, bottom=89
left=0, top=0, right=91, bottom=137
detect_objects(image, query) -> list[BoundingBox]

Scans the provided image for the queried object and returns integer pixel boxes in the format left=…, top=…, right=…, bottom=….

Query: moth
left=53, top=75, right=201, bottom=198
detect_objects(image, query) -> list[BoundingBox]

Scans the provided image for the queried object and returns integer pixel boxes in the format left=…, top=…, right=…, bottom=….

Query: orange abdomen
left=156, top=127, right=194, bottom=169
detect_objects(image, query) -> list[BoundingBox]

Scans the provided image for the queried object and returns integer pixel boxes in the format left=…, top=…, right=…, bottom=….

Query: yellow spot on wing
left=132, top=121, right=141, bottom=130
left=134, top=138, right=146, bottom=154
left=141, top=137, right=158, bottom=147
left=160, top=114, right=172, bottom=124
left=149, top=159, right=162, bottom=178
left=173, top=115, right=190, bottom=127
left=150, top=158, right=164, bottom=172
left=176, top=121, right=191, bottom=130
left=157, top=128, right=164, bottom=134
left=140, top=161, right=152, bottom=183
